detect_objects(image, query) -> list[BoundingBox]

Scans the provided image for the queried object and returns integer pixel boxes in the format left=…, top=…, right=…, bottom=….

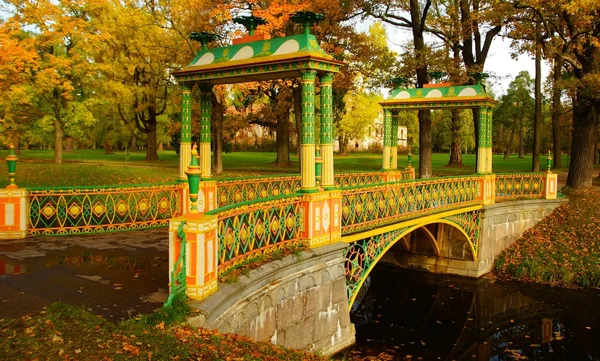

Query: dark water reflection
left=337, top=264, right=600, bottom=361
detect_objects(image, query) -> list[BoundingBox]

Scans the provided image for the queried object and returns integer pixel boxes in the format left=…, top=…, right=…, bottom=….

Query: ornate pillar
left=486, top=107, right=493, bottom=173
left=320, top=72, right=335, bottom=189
left=199, top=84, right=213, bottom=179
left=391, top=110, right=399, bottom=170
left=179, top=82, right=193, bottom=180
left=300, top=70, right=317, bottom=192
left=476, top=106, right=488, bottom=173
left=382, top=109, right=392, bottom=170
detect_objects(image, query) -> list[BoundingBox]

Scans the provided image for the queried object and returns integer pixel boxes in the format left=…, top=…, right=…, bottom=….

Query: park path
left=0, top=229, right=169, bottom=321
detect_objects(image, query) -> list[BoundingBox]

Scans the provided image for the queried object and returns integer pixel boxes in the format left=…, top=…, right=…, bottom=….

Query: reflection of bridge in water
left=350, top=266, right=600, bottom=361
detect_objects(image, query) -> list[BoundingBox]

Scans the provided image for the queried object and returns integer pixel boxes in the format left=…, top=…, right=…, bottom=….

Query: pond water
left=337, top=264, right=600, bottom=361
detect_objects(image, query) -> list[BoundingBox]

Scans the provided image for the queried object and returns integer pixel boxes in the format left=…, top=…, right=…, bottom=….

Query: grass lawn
left=495, top=182, right=600, bottom=288
left=0, top=148, right=574, bottom=187
left=0, top=300, right=326, bottom=361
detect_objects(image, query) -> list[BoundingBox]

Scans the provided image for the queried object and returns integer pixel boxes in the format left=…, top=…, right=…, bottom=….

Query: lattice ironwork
left=335, top=172, right=386, bottom=187
left=341, top=176, right=482, bottom=235
left=217, top=175, right=301, bottom=208
left=345, top=227, right=409, bottom=305
left=164, top=221, right=187, bottom=308
left=444, top=210, right=482, bottom=254
left=495, top=173, right=545, bottom=201
left=28, top=183, right=181, bottom=236
left=211, top=195, right=304, bottom=275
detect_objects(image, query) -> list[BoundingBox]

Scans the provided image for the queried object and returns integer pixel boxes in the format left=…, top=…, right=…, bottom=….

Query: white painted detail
left=425, top=89, right=443, bottom=98
left=394, top=91, right=411, bottom=99
left=198, top=189, right=206, bottom=212
left=272, top=39, right=299, bottom=55
left=230, top=46, right=254, bottom=61
left=206, top=234, right=214, bottom=276
left=315, top=206, right=321, bottom=232
left=194, top=52, right=215, bottom=66
left=323, top=202, right=330, bottom=232
left=5, top=204, right=14, bottom=226
left=198, top=233, right=205, bottom=281
left=458, top=87, right=477, bottom=97
left=334, top=204, right=339, bottom=227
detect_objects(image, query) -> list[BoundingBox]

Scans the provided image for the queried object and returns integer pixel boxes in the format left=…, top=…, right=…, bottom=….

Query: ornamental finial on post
left=185, top=144, right=202, bottom=214
left=547, top=150, right=553, bottom=173
left=233, top=15, right=267, bottom=36
left=189, top=31, right=219, bottom=51
left=407, top=146, right=413, bottom=169
left=290, top=11, right=324, bottom=35
left=5, top=144, right=18, bottom=189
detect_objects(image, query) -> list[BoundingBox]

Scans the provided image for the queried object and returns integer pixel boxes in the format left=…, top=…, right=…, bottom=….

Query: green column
left=476, top=106, right=488, bottom=173
left=382, top=109, right=392, bottom=170
left=300, top=70, right=317, bottom=191
left=179, top=82, right=193, bottom=180
left=486, top=107, right=494, bottom=173
left=320, top=72, right=335, bottom=189
left=199, top=84, right=213, bottom=179
left=391, top=110, right=399, bottom=170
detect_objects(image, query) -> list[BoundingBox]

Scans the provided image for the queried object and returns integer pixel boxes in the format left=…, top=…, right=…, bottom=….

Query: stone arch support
left=186, top=243, right=355, bottom=356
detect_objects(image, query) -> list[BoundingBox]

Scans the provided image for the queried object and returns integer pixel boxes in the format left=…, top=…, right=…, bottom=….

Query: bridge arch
left=345, top=218, right=477, bottom=307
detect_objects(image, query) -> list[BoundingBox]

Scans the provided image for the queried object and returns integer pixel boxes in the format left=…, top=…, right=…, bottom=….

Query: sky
left=381, top=23, right=550, bottom=97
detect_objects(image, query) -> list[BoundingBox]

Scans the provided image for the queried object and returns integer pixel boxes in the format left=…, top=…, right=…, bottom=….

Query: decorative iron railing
left=340, top=176, right=483, bottom=235
left=28, top=182, right=181, bottom=236
left=495, top=173, right=546, bottom=202
left=216, top=175, right=301, bottom=208
left=208, top=195, right=304, bottom=275
left=215, top=170, right=415, bottom=208
left=164, top=220, right=187, bottom=308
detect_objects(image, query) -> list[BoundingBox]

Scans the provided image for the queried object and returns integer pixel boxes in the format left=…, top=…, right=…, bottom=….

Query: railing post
left=544, top=152, right=558, bottom=199
left=300, top=189, right=342, bottom=248
left=481, top=174, right=496, bottom=205
left=1, top=145, right=27, bottom=240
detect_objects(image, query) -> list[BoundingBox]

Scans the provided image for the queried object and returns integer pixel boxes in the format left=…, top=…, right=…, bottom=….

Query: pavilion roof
left=381, top=84, right=497, bottom=110
left=172, top=33, right=344, bottom=85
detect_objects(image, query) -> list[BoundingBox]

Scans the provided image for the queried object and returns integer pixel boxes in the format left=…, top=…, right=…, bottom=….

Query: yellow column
left=300, top=70, right=317, bottom=192
left=199, top=84, right=213, bottom=179
left=179, top=82, right=193, bottom=180
left=391, top=110, right=399, bottom=170
left=382, top=109, right=392, bottom=170
left=320, top=73, right=335, bottom=189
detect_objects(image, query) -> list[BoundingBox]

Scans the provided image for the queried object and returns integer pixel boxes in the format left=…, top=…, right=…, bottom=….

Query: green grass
left=0, top=148, right=573, bottom=187
left=0, top=299, right=326, bottom=361
left=495, top=184, right=600, bottom=288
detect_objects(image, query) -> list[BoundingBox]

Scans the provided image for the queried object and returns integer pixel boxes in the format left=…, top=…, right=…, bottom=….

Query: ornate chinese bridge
left=161, top=14, right=562, bottom=356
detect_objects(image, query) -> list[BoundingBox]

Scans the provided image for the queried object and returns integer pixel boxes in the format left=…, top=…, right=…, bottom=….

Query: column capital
left=301, top=70, right=317, bottom=81
left=199, top=83, right=213, bottom=93
left=319, top=72, right=334, bottom=84
left=181, top=82, right=192, bottom=92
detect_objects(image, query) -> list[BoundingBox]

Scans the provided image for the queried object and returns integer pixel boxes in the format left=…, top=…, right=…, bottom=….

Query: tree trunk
left=551, top=55, right=563, bottom=169
left=105, top=143, right=113, bottom=154
left=339, top=135, right=348, bottom=155
left=212, top=93, right=223, bottom=174
left=65, top=137, right=74, bottom=152
left=293, top=85, right=303, bottom=168
left=418, top=109, right=432, bottom=178
left=448, top=109, right=463, bottom=166
left=145, top=127, right=159, bottom=161
left=532, top=24, right=542, bottom=171
left=566, top=94, right=599, bottom=188
left=504, top=128, right=516, bottom=160
left=130, top=134, right=137, bottom=152
left=518, top=124, right=525, bottom=158
left=53, top=118, right=63, bottom=165
left=275, top=112, right=290, bottom=165
left=13, top=135, right=20, bottom=155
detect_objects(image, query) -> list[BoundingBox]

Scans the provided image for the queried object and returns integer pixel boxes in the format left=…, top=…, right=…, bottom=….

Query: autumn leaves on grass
left=495, top=187, right=600, bottom=288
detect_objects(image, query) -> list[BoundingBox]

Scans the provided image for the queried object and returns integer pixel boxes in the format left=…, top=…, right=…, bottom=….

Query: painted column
left=382, top=109, right=392, bottom=170
left=300, top=70, right=317, bottom=192
left=476, top=106, right=488, bottom=173
left=391, top=110, right=399, bottom=170
left=486, top=107, right=493, bottom=173
left=179, top=82, right=193, bottom=180
left=320, top=72, right=335, bottom=189
left=199, top=84, right=213, bottom=180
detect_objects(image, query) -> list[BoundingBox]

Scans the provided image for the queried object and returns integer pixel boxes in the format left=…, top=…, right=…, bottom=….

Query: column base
left=299, top=190, right=342, bottom=248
